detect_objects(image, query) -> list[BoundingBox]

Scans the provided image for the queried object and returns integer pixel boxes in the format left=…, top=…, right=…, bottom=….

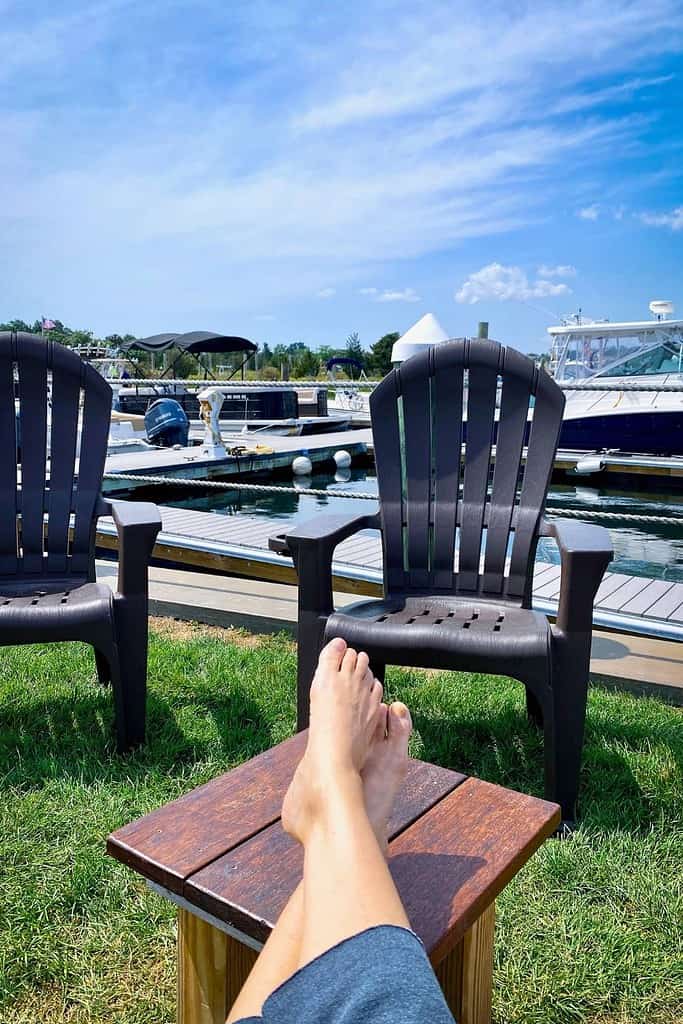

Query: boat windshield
left=592, top=338, right=683, bottom=377
left=551, top=327, right=683, bottom=380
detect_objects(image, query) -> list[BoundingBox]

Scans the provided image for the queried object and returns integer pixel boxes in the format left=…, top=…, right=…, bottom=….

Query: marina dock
left=102, top=429, right=372, bottom=494
left=103, top=429, right=683, bottom=493
left=95, top=505, right=683, bottom=641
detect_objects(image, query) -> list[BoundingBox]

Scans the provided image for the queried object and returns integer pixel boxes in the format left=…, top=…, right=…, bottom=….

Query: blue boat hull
left=558, top=409, right=683, bottom=456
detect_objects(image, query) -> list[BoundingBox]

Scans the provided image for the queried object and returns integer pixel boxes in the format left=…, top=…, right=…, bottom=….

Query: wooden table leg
left=434, top=901, right=496, bottom=1024
left=177, top=908, right=259, bottom=1024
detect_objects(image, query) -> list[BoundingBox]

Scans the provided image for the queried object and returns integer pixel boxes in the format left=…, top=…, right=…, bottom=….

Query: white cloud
left=376, top=288, right=421, bottom=303
left=537, top=264, right=576, bottom=279
left=0, top=1, right=681, bottom=333
left=317, top=287, right=336, bottom=298
left=577, top=205, right=600, bottom=221
left=455, top=263, right=572, bottom=304
left=360, top=287, right=421, bottom=302
left=637, top=206, right=683, bottom=231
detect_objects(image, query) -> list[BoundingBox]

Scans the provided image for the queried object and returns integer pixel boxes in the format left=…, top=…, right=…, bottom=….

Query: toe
left=341, top=647, right=358, bottom=674
left=372, top=703, right=388, bottom=743
left=354, top=650, right=370, bottom=679
left=318, top=637, right=347, bottom=669
left=387, top=702, right=413, bottom=747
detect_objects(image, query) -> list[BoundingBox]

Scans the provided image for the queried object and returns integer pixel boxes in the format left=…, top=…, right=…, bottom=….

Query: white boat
left=548, top=302, right=683, bottom=455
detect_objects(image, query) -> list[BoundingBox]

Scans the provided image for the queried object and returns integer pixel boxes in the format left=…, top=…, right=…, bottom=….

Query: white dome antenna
left=649, top=300, right=674, bottom=320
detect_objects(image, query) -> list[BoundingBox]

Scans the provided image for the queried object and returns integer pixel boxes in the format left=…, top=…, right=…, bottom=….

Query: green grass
left=0, top=623, right=681, bottom=1024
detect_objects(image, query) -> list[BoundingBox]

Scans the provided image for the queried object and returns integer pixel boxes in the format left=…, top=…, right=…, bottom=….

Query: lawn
left=1, top=618, right=681, bottom=1024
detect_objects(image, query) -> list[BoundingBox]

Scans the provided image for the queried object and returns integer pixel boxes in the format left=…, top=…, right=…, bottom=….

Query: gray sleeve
left=255, top=924, right=456, bottom=1024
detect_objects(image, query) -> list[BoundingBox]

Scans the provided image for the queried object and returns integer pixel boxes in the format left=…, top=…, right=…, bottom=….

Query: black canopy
left=326, top=356, right=364, bottom=371
left=121, top=331, right=257, bottom=355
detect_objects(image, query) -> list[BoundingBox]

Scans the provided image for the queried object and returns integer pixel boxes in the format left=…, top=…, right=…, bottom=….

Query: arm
left=97, top=499, right=162, bottom=598
left=273, top=511, right=381, bottom=617
left=539, top=517, right=612, bottom=632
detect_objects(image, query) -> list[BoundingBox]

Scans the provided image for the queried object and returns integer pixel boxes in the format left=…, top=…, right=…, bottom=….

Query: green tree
left=345, top=331, right=364, bottom=366
left=368, top=331, right=399, bottom=376
left=292, top=348, right=320, bottom=378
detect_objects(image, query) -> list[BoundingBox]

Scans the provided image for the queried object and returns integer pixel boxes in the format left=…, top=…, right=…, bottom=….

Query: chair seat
left=0, top=582, right=114, bottom=646
left=325, top=596, right=551, bottom=677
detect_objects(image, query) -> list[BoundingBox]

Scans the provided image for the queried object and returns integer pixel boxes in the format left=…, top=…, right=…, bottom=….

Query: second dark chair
left=280, top=339, right=612, bottom=824
left=0, top=332, right=161, bottom=751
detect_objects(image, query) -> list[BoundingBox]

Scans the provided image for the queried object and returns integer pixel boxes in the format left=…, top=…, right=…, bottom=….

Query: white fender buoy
left=334, top=468, right=351, bottom=484
left=334, top=449, right=351, bottom=469
left=292, top=455, right=313, bottom=476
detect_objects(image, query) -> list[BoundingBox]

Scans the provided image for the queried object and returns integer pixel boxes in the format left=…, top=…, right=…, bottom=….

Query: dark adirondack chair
left=0, top=332, right=161, bottom=750
left=283, top=339, right=613, bottom=824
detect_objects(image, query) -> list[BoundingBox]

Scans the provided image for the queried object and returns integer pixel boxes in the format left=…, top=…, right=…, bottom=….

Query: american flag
left=42, top=318, right=56, bottom=331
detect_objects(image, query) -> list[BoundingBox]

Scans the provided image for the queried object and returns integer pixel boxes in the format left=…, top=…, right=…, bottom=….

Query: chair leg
left=525, top=687, right=543, bottom=728
left=111, top=598, right=150, bottom=751
left=543, top=675, right=589, bottom=824
left=296, top=612, right=328, bottom=731
left=94, top=649, right=111, bottom=686
left=97, top=641, right=128, bottom=752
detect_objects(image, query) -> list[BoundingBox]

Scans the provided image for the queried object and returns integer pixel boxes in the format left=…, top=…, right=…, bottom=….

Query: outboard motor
left=144, top=398, right=189, bottom=448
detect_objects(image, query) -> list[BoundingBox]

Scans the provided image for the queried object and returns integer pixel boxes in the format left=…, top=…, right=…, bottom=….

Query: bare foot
left=362, top=702, right=413, bottom=853
left=282, top=638, right=383, bottom=843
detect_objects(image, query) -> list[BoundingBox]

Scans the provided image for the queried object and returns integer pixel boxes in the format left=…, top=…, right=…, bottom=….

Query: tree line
left=0, top=319, right=399, bottom=379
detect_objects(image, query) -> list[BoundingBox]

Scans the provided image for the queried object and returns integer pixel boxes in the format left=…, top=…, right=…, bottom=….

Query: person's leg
left=226, top=883, right=304, bottom=1023
left=226, top=639, right=412, bottom=1022
left=283, top=641, right=411, bottom=968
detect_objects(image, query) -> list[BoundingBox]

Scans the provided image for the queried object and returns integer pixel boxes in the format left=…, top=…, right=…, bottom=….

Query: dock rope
left=102, top=472, right=682, bottom=525
left=116, top=378, right=683, bottom=392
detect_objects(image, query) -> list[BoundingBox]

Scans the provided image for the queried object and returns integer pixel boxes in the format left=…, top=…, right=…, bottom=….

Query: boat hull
left=558, top=407, right=682, bottom=455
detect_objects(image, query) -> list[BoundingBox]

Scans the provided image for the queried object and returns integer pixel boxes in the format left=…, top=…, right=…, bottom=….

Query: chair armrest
left=277, top=511, right=381, bottom=617
left=99, top=499, right=162, bottom=598
left=540, top=517, right=613, bottom=632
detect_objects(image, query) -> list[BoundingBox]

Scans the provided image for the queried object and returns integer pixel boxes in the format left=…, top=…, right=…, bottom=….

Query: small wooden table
left=107, top=733, right=559, bottom=1024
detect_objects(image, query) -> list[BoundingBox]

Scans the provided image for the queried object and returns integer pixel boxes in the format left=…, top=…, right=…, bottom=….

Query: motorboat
left=548, top=302, right=683, bottom=455
left=113, top=331, right=349, bottom=435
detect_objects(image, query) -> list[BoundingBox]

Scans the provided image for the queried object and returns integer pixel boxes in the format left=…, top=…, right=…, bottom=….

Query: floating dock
left=95, top=505, right=683, bottom=641
left=102, top=429, right=372, bottom=495
left=103, top=428, right=683, bottom=493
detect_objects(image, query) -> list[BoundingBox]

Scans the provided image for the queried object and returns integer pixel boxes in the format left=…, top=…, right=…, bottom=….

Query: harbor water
left=163, top=468, right=683, bottom=584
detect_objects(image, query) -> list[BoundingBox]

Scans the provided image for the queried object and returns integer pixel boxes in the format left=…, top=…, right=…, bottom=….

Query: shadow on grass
left=412, top=681, right=682, bottom=835
left=0, top=682, right=274, bottom=790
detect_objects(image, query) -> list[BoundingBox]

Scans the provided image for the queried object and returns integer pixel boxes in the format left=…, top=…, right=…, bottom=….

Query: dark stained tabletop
left=108, top=733, right=560, bottom=963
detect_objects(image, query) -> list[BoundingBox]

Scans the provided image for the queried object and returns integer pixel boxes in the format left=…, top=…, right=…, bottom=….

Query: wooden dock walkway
left=102, top=430, right=372, bottom=494
left=96, top=505, right=683, bottom=640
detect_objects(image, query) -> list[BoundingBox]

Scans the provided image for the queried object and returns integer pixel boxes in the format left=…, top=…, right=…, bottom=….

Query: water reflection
left=165, top=470, right=682, bottom=583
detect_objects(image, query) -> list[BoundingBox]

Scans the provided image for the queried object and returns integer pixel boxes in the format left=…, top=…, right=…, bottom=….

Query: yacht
left=548, top=303, right=683, bottom=455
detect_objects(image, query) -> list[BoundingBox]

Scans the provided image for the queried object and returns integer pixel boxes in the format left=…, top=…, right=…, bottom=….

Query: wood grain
left=388, top=776, right=559, bottom=962
left=107, top=732, right=307, bottom=891
left=435, top=902, right=496, bottom=1024
left=185, top=759, right=465, bottom=941
left=178, top=908, right=258, bottom=1024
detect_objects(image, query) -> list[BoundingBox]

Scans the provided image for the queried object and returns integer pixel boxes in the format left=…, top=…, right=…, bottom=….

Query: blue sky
left=2, top=0, right=682, bottom=352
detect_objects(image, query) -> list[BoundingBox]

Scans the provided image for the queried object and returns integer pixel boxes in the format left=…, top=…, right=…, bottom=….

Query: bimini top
left=120, top=331, right=257, bottom=354
left=326, top=357, right=364, bottom=371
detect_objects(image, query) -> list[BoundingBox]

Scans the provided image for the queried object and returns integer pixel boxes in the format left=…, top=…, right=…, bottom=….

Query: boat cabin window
left=593, top=339, right=683, bottom=377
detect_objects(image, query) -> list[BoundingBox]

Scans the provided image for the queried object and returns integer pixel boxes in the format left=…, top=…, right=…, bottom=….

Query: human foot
left=362, top=702, right=413, bottom=853
left=282, top=638, right=383, bottom=843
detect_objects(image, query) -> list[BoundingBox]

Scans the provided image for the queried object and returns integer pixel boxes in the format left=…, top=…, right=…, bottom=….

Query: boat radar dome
left=390, top=313, right=450, bottom=364
left=649, top=300, right=675, bottom=320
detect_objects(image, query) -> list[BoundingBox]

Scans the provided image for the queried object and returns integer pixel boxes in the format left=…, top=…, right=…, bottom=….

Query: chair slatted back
left=0, top=332, right=112, bottom=582
left=370, top=339, right=565, bottom=602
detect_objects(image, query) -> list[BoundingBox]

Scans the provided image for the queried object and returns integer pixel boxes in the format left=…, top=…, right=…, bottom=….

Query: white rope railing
left=114, top=377, right=683, bottom=392
left=102, top=472, right=683, bottom=525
